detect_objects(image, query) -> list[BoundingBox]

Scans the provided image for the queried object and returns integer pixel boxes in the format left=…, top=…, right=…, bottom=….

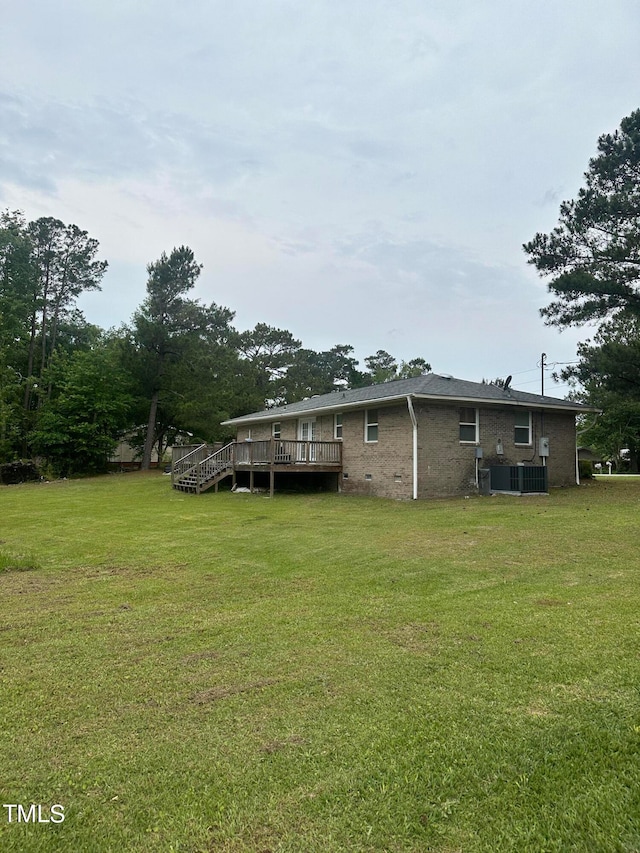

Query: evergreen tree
left=131, top=247, right=237, bottom=467
left=524, top=109, right=640, bottom=328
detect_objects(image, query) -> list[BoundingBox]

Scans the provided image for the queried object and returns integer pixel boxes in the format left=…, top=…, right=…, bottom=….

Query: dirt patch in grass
left=183, top=650, right=222, bottom=663
left=385, top=621, right=441, bottom=653
left=207, top=822, right=282, bottom=853
left=526, top=705, right=554, bottom=717
left=1, top=574, right=57, bottom=595
left=260, top=735, right=306, bottom=754
left=82, top=565, right=160, bottom=578
left=192, top=678, right=279, bottom=704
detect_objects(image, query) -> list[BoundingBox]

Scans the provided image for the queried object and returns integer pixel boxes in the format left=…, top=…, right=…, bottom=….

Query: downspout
left=406, top=396, right=418, bottom=500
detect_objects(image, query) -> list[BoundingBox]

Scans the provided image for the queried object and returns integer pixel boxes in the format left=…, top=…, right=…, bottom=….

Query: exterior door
left=298, top=419, right=317, bottom=461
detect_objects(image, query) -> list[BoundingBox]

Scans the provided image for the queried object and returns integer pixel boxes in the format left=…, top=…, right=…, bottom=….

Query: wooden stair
left=172, top=442, right=235, bottom=494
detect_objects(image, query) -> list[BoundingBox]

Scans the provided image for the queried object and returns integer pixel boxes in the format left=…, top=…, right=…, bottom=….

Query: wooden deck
left=172, top=439, right=342, bottom=494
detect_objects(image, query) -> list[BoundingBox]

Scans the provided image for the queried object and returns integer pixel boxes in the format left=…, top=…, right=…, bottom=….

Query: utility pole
left=541, top=352, right=546, bottom=396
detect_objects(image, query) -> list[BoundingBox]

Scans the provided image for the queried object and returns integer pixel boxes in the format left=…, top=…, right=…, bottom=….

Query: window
left=514, top=411, right=532, bottom=445
left=365, top=409, right=378, bottom=443
left=272, top=422, right=281, bottom=439
left=459, top=407, right=478, bottom=443
left=334, top=413, right=343, bottom=440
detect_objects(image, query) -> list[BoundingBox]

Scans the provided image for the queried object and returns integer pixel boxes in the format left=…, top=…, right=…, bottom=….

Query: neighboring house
left=172, top=374, right=597, bottom=498
left=109, top=436, right=160, bottom=469
left=577, top=446, right=603, bottom=469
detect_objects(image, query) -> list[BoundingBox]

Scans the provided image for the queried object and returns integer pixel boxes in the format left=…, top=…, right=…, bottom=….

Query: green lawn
left=1, top=473, right=639, bottom=852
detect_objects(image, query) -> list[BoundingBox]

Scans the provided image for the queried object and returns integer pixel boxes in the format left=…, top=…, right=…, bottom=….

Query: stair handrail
left=197, top=441, right=235, bottom=473
left=172, top=443, right=208, bottom=484
left=193, top=442, right=236, bottom=492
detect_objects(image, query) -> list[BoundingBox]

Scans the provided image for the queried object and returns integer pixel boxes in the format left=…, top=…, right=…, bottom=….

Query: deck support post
left=269, top=468, right=275, bottom=498
left=249, top=469, right=254, bottom=493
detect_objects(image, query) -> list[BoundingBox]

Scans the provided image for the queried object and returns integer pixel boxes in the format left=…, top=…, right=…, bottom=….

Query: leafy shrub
left=579, top=460, right=594, bottom=480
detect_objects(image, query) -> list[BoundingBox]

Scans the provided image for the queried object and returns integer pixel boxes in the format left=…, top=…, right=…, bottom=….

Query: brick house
left=172, top=374, right=596, bottom=498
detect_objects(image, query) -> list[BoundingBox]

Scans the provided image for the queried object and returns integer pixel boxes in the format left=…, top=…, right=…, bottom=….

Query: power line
left=511, top=367, right=543, bottom=376
left=517, top=377, right=571, bottom=388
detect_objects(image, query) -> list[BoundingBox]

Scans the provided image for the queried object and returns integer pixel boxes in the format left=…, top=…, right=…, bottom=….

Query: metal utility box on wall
left=489, top=465, right=548, bottom=494
left=539, top=437, right=550, bottom=457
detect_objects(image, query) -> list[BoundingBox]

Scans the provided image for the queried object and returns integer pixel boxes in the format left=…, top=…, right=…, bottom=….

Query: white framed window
left=272, top=422, right=281, bottom=439
left=334, top=413, right=343, bottom=440
left=459, top=407, right=478, bottom=443
left=365, top=409, right=378, bottom=443
left=514, top=411, right=532, bottom=445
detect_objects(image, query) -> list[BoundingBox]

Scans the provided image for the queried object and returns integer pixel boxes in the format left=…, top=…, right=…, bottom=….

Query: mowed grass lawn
left=1, top=474, right=639, bottom=853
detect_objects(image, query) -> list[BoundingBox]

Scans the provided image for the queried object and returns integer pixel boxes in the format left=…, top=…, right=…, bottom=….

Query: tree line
left=4, top=108, right=640, bottom=476
left=0, top=213, right=431, bottom=476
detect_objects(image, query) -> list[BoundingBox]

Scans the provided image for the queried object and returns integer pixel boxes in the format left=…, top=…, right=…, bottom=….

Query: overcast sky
left=2, top=1, right=640, bottom=395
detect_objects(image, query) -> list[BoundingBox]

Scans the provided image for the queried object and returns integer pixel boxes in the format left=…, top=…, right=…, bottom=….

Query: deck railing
left=235, top=438, right=342, bottom=466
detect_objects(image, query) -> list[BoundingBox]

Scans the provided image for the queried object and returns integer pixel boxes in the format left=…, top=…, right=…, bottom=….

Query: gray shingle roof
left=221, top=373, right=597, bottom=426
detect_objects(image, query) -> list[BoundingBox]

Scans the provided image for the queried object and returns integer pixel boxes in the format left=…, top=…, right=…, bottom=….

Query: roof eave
left=221, top=391, right=596, bottom=426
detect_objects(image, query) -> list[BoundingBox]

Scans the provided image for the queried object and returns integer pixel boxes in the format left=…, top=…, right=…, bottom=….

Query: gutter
left=406, top=395, right=418, bottom=500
